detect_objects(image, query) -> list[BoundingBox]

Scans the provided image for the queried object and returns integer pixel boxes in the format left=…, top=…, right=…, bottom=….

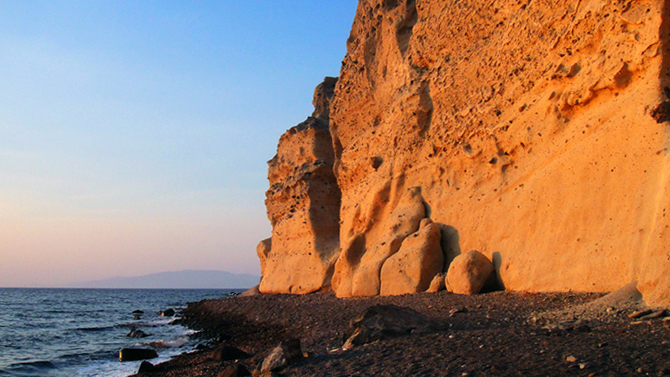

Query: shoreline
left=131, top=289, right=670, bottom=376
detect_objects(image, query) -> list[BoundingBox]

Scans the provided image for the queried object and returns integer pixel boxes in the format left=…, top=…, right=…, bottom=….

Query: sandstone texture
left=258, top=77, right=341, bottom=294
left=326, top=0, right=670, bottom=305
left=426, top=272, right=446, bottom=293
left=331, top=186, right=428, bottom=297
left=446, top=250, right=495, bottom=295
left=257, top=0, right=670, bottom=305
left=379, top=219, right=444, bottom=295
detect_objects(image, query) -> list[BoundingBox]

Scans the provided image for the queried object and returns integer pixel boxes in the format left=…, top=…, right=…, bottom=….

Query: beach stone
left=342, top=304, right=434, bottom=349
left=210, top=345, right=250, bottom=362
left=640, top=309, right=666, bottom=320
left=427, top=273, right=447, bottom=293
left=628, top=309, right=653, bottom=319
left=260, top=339, right=303, bottom=373
left=119, top=348, right=158, bottom=362
left=161, top=308, right=176, bottom=317
left=218, top=363, right=251, bottom=377
left=446, top=250, right=495, bottom=295
left=137, top=360, right=155, bottom=373
left=380, top=221, right=444, bottom=296
left=126, top=328, right=150, bottom=338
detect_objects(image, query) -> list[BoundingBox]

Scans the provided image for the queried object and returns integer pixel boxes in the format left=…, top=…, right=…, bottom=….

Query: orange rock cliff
left=257, top=0, right=670, bottom=306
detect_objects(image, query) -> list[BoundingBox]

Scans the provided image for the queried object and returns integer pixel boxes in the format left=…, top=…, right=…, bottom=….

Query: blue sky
left=0, top=1, right=358, bottom=287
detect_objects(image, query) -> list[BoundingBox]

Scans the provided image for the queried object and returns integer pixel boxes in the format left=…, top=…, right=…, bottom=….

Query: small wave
left=145, top=337, right=189, bottom=349
left=116, top=322, right=158, bottom=328
left=78, top=325, right=114, bottom=332
left=2, top=360, right=58, bottom=376
left=181, top=329, right=198, bottom=336
left=145, top=318, right=174, bottom=326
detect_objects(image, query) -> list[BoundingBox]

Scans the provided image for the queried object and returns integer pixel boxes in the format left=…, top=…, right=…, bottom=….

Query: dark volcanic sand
left=131, top=290, right=670, bottom=377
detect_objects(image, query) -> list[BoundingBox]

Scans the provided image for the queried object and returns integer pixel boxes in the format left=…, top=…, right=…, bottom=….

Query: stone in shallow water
left=119, top=348, right=157, bottom=362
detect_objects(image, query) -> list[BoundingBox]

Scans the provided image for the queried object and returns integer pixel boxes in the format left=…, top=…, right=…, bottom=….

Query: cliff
left=259, top=0, right=670, bottom=306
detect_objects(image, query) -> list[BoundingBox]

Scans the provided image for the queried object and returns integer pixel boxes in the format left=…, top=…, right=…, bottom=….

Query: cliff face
left=260, top=0, right=670, bottom=305
left=258, top=78, right=341, bottom=294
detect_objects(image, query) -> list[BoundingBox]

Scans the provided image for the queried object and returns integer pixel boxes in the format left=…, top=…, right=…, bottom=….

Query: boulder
left=333, top=186, right=426, bottom=297
left=342, top=304, right=434, bottom=349
left=137, top=361, right=154, bottom=373
left=119, top=348, right=158, bottom=362
left=126, top=328, right=150, bottom=338
left=217, top=364, right=251, bottom=377
left=259, top=339, right=303, bottom=373
left=160, top=308, right=175, bottom=317
left=380, top=220, right=444, bottom=295
left=446, top=250, right=495, bottom=295
left=426, top=272, right=447, bottom=293
left=210, top=345, right=250, bottom=362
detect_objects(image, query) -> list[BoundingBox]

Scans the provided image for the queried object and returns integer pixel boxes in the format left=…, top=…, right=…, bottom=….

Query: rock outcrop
left=380, top=218, right=443, bottom=295
left=257, top=0, right=670, bottom=305
left=258, top=77, right=341, bottom=294
left=331, top=186, right=428, bottom=297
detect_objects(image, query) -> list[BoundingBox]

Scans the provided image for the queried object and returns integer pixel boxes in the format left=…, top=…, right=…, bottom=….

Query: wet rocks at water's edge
left=120, top=348, right=158, bottom=362
left=127, top=328, right=150, bottom=338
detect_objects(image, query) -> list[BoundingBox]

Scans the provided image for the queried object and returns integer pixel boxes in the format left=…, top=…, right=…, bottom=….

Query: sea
left=0, top=288, right=243, bottom=377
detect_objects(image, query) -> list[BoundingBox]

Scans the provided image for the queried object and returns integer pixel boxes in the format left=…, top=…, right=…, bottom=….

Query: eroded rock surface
left=256, top=0, right=670, bottom=305
left=327, top=0, right=670, bottom=305
left=332, top=186, right=427, bottom=297
left=380, top=219, right=444, bottom=296
left=258, top=78, right=341, bottom=294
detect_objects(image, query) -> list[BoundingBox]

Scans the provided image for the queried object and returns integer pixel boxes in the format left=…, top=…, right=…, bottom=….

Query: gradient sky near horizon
left=0, top=1, right=359, bottom=287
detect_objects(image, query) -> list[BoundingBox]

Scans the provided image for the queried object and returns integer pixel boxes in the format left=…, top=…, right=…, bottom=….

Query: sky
left=0, top=1, right=359, bottom=287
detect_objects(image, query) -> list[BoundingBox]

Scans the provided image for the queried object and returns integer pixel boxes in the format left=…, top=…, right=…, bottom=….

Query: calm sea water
left=0, top=288, right=242, bottom=377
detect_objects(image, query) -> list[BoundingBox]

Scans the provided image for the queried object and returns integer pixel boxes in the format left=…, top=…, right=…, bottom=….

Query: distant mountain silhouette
left=68, top=270, right=259, bottom=289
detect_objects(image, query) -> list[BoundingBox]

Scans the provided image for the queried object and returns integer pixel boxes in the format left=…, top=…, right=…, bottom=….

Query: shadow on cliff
left=658, top=0, right=670, bottom=149
left=662, top=0, right=670, bottom=90
left=435, top=223, right=506, bottom=292
left=487, top=251, right=507, bottom=292
left=436, top=224, right=461, bottom=270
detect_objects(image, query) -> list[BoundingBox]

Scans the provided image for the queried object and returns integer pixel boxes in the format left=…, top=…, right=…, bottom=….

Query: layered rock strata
left=258, top=77, right=341, bottom=294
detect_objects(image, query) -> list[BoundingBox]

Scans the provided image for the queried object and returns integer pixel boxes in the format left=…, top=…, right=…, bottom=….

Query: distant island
left=68, top=270, right=259, bottom=289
